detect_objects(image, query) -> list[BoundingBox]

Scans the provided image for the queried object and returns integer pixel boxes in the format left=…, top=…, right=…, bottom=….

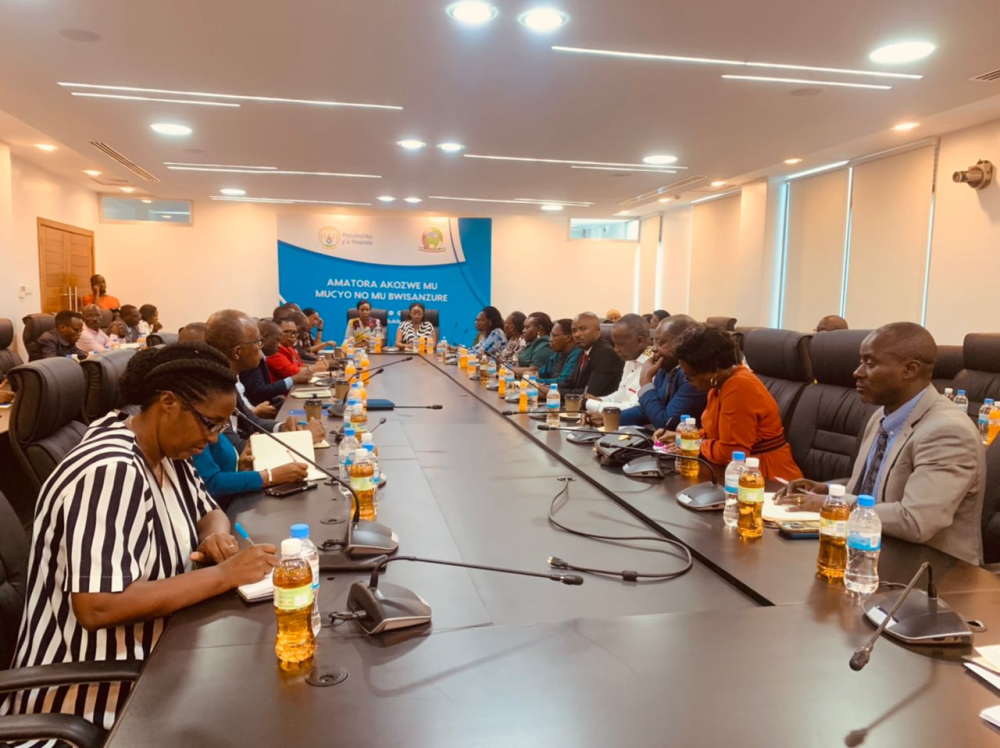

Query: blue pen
left=234, top=523, right=254, bottom=545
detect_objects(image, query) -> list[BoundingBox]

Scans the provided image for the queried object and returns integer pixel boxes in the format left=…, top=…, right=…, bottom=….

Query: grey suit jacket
left=849, top=384, right=986, bottom=566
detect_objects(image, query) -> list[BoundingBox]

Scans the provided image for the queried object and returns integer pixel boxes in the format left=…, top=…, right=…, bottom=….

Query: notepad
left=762, top=492, right=821, bottom=523
left=238, top=573, right=273, bottom=603
left=290, top=388, right=332, bottom=399
left=250, top=430, right=327, bottom=482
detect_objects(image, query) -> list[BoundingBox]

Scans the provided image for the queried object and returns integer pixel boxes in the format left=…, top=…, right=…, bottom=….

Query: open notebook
left=250, top=430, right=328, bottom=482
left=762, top=492, right=821, bottom=523
left=238, top=572, right=273, bottom=603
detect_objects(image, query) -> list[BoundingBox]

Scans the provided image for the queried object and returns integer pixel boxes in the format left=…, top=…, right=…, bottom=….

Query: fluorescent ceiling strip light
left=168, top=166, right=380, bottom=178
left=465, top=154, right=688, bottom=169
left=58, top=82, right=403, bottom=110
left=71, top=92, right=240, bottom=107
left=721, top=75, right=891, bottom=90
left=514, top=197, right=595, bottom=206
left=164, top=162, right=277, bottom=169
left=786, top=160, right=850, bottom=180
left=210, top=195, right=372, bottom=205
left=551, top=46, right=922, bottom=80
left=571, top=165, right=677, bottom=174
left=690, top=190, right=740, bottom=205
left=428, top=195, right=587, bottom=206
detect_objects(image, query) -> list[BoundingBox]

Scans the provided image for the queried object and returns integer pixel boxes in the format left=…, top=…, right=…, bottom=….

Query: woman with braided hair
left=3, top=343, right=279, bottom=735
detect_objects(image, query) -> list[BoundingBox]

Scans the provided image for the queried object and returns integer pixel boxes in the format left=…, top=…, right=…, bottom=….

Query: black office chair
left=932, top=345, right=964, bottom=395
left=346, top=308, right=389, bottom=328
left=21, top=314, right=55, bottom=363
left=0, top=487, right=141, bottom=747
left=80, top=349, right=139, bottom=423
left=0, top=319, right=23, bottom=380
left=983, top=441, right=1000, bottom=566
left=146, top=332, right=178, bottom=347
left=6, top=358, right=88, bottom=494
left=741, top=329, right=814, bottom=426
left=599, top=323, right=614, bottom=345
left=952, top=334, right=1000, bottom=415
left=398, top=308, right=440, bottom=330
left=706, top=316, right=737, bottom=332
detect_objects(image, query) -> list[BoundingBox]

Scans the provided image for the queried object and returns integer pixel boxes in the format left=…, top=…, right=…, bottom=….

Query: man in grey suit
left=778, top=322, right=986, bottom=566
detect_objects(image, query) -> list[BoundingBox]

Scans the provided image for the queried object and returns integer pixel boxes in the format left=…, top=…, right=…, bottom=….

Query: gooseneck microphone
left=537, top=424, right=656, bottom=442
left=345, top=555, right=583, bottom=635
left=327, top=356, right=415, bottom=416
left=234, top=410, right=398, bottom=556
left=851, top=562, right=935, bottom=672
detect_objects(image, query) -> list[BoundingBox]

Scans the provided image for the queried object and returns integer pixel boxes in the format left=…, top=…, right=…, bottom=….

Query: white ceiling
left=1, top=0, right=1000, bottom=217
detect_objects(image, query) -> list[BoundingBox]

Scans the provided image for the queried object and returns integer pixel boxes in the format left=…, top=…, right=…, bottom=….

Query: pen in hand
left=234, top=523, right=254, bottom=546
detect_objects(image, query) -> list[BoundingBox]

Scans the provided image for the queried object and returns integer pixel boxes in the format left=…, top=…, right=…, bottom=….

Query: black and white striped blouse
left=398, top=319, right=436, bottom=345
left=3, top=412, right=217, bottom=736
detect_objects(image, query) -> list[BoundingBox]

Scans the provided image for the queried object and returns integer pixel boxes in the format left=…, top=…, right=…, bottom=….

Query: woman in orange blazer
left=655, top=323, right=802, bottom=481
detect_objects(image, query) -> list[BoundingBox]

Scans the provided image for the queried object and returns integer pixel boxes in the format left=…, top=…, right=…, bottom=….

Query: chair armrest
left=0, top=713, right=107, bottom=748
left=0, top=659, right=142, bottom=695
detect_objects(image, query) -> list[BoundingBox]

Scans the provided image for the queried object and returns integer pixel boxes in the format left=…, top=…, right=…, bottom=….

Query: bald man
left=778, top=322, right=985, bottom=565
left=815, top=315, right=848, bottom=333
left=179, top=322, right=208, bottom=344
left=566, top=312, right=624, bottom=397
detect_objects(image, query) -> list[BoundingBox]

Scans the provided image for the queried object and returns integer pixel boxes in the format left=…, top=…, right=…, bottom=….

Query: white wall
left=0, top=145, right=15, bottom=349
left=689, top=195, right=742, bottom=322
left=925, top=119, right=1000, bottom=345
left=660, top=207, right=692, bottom=315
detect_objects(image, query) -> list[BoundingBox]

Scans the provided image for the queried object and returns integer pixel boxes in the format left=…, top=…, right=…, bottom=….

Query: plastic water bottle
left=736, top=457, right=765, bottom=540
left=290, top=524, right=321, bottom=636
left=954, top=389, right=969, bottom=414
left=273, top=538, right=315, bottom=666
left=505, top=372, right=517, bottom=402
left=487, top=360, right=498, bottom=388
left=347, top=396, right=367, bottom=434
left=678, top=418, right=701, bottom=478
left=722, top=452, right=746, bottom=529
left=817, top=484, right=850, bottom=580
left=527, top=379, right=539, bottom=411
left=845, top=494, right=882, bottom=594
left=546, top=383, right=561, bottom=427
left=674, top=414, right=691, bottom=473
left=339, top=426, right=359, bottom=481
left=350, top=448, right=378, bottom=520
left=943, top=387, right=954, bottom=402
left=979, top=399, right=995, bottom=445
left=362, top=437, right=380, bottom=484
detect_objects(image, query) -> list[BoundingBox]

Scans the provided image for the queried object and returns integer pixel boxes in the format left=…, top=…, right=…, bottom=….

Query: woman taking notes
left=3, top=343, right=278, bottom=733
left=653, top=324, right=802, bottom=481
left=396, top=302, right=436, bottom=348
left=343, top=299, right=383, bottom=348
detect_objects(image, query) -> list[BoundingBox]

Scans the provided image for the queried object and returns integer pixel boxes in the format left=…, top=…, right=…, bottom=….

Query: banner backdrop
left=277, top=214, right=491, bottom=344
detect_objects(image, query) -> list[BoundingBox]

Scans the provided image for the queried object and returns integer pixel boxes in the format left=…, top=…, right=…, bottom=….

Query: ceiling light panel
left=869, top=41, right=936, bottom=64
left=71, top=93, right=240, bottom=107
left=551, top=46, right=923, bottom=79
left=465, top=154, right=687, bottom=169
left=446, top=1, right=498, bottom=26
left=151, top=123, right=192, bottom=135
left=518, top=8, right=569, bottom=32
left=437, top=142, right=465, bottom=152
left=721, top=75, right=892, bottom=90
left=397, top=139, right=427, bottom=150
left=163, top=162, right=277, bottom=169
left=210, top=195, right=372, bottom=205
left=219, top=188, right=246, bottom=196
left=783, top=158, right=803, bottom=165
left=571, top=165, right=678, bottom=174
left=165, top=166, right=380, bottom=178
left=428, top=195, right=593, bottom=206
left=404, top=197, right=422, bottom=204
left=58, top=82, right=403, bottom=110
left=893, top=122, right=920, bottom=131
left=540, top=204, right=564, bottom=211
left=377, top=196, right=396, bottom=202
left=35, top=144, right=57, bottom=151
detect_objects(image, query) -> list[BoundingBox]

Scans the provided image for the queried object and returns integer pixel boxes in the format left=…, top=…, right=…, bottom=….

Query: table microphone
left=234, top=410, right=398, bottom=557
left=328, top=357, right=415, bottom=416
left=537, top=424, right=655, bottom=442
left=346, top=555, right=583, bottom=635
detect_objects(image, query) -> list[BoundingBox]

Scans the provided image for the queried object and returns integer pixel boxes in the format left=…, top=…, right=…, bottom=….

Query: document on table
left=762, top=492, right=821, bottom=523
left=250, top=430, right=327, bottom=482
left=290, top=388, right=332, bottom=399
left=238, top=572, right=273, bottom=603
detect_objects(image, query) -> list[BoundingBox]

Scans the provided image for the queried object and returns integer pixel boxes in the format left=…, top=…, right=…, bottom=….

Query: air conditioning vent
left=970, top=68, right=1000, bottom=82
left=89, top=142, right=160, bottom=182
left=618, top=175, right=708, bottom=206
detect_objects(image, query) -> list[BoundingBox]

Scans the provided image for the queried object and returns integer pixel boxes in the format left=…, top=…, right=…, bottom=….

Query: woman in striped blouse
left=395, top=302, right=436, bottom=348
left=3, top=343, right=278, bottom=735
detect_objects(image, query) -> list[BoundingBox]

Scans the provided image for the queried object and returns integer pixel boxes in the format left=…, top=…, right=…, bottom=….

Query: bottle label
left=275, top=583, right=314, bottom=611
left=547, top=401, right=559, bottom=411
left=819, top=518, right=847, bottom=538
left=680, top=438, right=701, bottom=452
left=738, top=486, right=764, bottom=504
left=847, top=532, right=881, bottom=552
left=724, top=485, right=738, bottom=499
left=350, top=474, right=372, bottom=492
left=980, top=416, right=989, bottom=426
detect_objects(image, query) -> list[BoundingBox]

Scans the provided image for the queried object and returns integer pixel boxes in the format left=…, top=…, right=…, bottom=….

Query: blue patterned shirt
left=860, top=389, right=926, bottom=498
left=471, top=328, right=507, bottom=357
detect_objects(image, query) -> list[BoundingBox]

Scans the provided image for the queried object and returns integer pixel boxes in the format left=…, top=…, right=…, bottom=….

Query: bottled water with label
left=290, top=524, right=321, bottom=637
left=723, top=452, right=746, bottom=529
left=817, top=484, right=849, bottom=580
left=546, top=384, right=561, bottom=427
left=954, top=389, right=969, bottom=414
left=845, top=494, right=881, bottom=594
left=979, top=399, right=994, bottom=445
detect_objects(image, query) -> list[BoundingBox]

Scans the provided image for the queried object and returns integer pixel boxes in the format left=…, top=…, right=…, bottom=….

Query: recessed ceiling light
left=219, top=188, right=246, bottom=196
left=518, top=7, right=569, bottom=32
left=722, top=75, right=891, bottom=90
left=437, top=142, right=465, bottom=152
left=446, top=1, right=498, bottom=26
left=710, top=180, right=727, bottom=187
left=210, top=195, right=372, bottom=206
left=120, top=187, right=136, bottom=193
left=428, top=195, right=594, bottom=206
left=83, top=169, right=102, bottom=176
left=642, top=154, right=678, bottom=165
left=397, top=139, right=426, bottom=150
left=151, top=123, right=192, bottom=136
left=141, top=199, right=153, bottom=203
left=540, top=204, right=564, bottom=211
left=893, top=122, right=920, bottom=132
left=571, top=165, right=678, bottom=174
left=869, top=41, right=936, bottom=64
left=377, top=196, right=396, bottom=202
left=783, top=158, right=803, bottom=165
left=404, top=197, right=423, bottom=204
left=71, top=93, right=240, bottom=107
left=658, top=197, right=674, bottom=203
left=164, top=162, right=277, bottom=169
left=58, top=82, right=403, bottom=110
left=614, top=211, right=631, bottom=216
left=551, top=46, right=923, bottom=80
left=35, top=144, right=57, bottom=151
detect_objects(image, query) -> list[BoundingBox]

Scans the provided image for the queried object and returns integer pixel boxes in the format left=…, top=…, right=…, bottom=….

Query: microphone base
left=327, top=402, right=347, bottom=419
left=344, top=520, right=400, bottom=556
left=623, top=456, right=666, bottom=479
left=347, top=581, right=432, bottom=635
left=566, top=428, right=602, bottom=445
left=676, top=482, right=727, bottom=511
left=862, top=589, right=973, bottom=646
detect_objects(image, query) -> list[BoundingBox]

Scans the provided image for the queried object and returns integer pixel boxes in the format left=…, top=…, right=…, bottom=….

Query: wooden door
left=36, top=219, right=95, bottom=313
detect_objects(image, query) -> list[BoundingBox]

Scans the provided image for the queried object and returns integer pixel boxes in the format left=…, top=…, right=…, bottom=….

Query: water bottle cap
left=281, top=538, right=303, bottom=557
left=680, top=414, right=690, bottom=422
left=731, top=452, right=746, bottom=461
left=364, top=443, right=375, bottom=452
left=290, top=523, right=310, bottom=539
left=857, top=494, right=876, bottom=507
left=987, top=399, right=995, bottom=405
left=550, top=383, right=558, bottom=390
left=958, top=390, right=966, bottom=396
left=828, top=484, right=846, bottom=498
left=745, top=457, right=760, bottom=468
left=344, top=426, right=355, bottom=436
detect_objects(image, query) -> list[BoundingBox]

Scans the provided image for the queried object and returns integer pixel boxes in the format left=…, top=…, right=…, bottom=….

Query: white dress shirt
left=586, top=351, right=651, bottom=412
left=77, top=325, right=110, bottom=354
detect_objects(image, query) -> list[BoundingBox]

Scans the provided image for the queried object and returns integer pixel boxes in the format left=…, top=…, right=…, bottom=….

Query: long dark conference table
left=106, top=353, right=1000, bottom=747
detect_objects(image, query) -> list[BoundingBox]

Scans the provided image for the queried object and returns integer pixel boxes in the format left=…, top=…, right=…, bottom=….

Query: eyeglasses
left=176, top=395, right=229, bottom=434
left=235, top=337, right=264, bottom=349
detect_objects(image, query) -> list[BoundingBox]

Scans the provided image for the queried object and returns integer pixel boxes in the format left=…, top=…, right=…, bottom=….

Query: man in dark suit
left=567, top=312, right=624, bottom=397
left=35, top=310, right=85, bottom=360
left=240, top=319, right=313, bottom=406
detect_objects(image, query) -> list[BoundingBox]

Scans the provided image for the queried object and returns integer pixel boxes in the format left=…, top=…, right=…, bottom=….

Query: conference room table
left=106, top=352, right=1000, bottom=747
